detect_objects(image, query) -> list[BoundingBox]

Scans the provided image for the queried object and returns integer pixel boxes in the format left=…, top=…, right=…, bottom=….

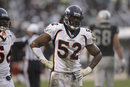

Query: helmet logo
left=74, top=12, right=81, bottom=17
left=2, top=13, right=8, bottom=17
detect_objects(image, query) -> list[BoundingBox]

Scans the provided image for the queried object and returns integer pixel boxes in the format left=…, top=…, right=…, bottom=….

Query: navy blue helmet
left=0, top=8, right=10, bottom=30
left=64, top=5, right=83, bottom=30
left=0, top=8, right=10, bottom=20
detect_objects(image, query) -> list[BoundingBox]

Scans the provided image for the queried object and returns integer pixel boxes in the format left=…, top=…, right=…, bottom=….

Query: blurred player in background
left=15, top=23, right=43, bottom=87
left=24, top=24, right=43, bottom=87
left=30, top=5, right=102, bottom=87
left=0, top=8, right=16, bottom=87
left=89, top=10, right=126, bottom=87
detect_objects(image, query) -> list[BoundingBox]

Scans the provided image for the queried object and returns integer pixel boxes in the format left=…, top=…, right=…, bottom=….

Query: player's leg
left=0, top=76, right=15, bottom=87
left=28, top=70, right=40, bottom=87
left=64, top=73, right=80, bottom=87
left=7, top=79, right=15, bottom=87
left=49, top=71, right=65, bottom=87
left=95, top=68, right=105, bottom=87
left=23, top=60, right=30, bottom=87
left=28, top=61, right=42, bottom=87
left=49, top=71, right=80, bottom=87
left=105, top=68, right=114, bottom=87
left=94, top=58, right=106, bottom=87
left=105, top=57, right=114, bottom=87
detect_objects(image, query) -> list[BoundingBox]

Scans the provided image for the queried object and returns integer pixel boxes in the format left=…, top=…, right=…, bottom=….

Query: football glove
left=40, top=59, right=53, bottom=70
left=80, top=66, right=92, bottom=77
left=74, top=66, right=92, bottom=81
left=121, top=58, right=127, bottom=67
left=0, top=32, right=6, bottom=42
left=73, top=70, right=83, bottom=81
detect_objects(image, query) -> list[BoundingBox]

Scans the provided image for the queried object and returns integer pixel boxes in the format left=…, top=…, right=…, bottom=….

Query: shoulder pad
left=51, top=22, right=60, bottom=26
left=86, top=28, right=92, bottom=33
left=89, top=24, right=96, bottom=29
left=111, top=25, right=118, bottom=29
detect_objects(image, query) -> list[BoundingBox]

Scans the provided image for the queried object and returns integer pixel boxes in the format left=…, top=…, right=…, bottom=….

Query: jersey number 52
left=57, top=40, right=81, bottom=60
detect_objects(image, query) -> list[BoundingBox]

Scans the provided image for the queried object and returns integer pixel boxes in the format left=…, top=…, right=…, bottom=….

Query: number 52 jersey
left=0, top=30, right=16, bottom=77
left=44, top=23, right=93, bottom=73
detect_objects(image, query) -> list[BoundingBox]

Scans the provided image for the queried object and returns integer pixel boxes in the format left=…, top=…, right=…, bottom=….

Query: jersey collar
left=64, top=24, right=80, bottom=38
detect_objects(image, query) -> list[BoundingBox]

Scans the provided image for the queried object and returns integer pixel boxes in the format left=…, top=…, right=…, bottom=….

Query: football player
left=30, top=5, right=102, bottom=87
left=89, top=10, right=126, bottom=87
left=0, top=8, right=16, bottom=87
left=14, top=23, right=43, bottom=87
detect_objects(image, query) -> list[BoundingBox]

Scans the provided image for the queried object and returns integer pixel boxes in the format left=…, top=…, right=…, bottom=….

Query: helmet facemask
left=64, top=15, right=82, bottom=30
left=0, top=8, right=10, bottom=32
left=0, top=18, right=10, bottom=32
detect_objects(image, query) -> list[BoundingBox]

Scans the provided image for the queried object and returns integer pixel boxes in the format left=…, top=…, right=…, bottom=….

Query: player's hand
left=0, top=31, right=6, bottom=42
left=73, top=70, right=83, bottom=81
left=80, top=66, right=92, bottom=77
left=74, top=66, right=92, bottom=81
left=121, top=58, right=127, bottom=67
left=40, top=59, right=53, bottom=70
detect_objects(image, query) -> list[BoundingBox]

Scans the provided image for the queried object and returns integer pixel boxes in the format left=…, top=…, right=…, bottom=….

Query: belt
left=53, top=71, right=76, bottom=80
left=0, top=75, right=11, bottom=81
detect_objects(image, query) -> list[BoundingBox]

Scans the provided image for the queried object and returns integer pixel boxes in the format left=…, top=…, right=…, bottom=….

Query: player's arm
left=86, top=44, right=102, bottom=69
left=113, top=34, right=123, bottom=59
left=113, top=34, right=126, bottom=65
left=30, top=33, right=53, bottom=70
left=31, top=33, right=51, bottom=47
left=80, top=44, right=102, bottom=77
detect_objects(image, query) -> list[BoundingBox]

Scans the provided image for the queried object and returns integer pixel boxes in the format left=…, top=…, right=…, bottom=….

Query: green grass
left=15, top=79, right=130, bottom=87
left=81, top=80, right=130, bottom=87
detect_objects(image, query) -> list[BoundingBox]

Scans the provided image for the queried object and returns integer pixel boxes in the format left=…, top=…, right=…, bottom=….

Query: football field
left=15, top=79, right=130, bottom=87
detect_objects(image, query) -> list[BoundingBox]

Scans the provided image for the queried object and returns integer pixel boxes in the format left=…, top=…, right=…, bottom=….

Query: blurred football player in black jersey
left=89, top=10, right=126, bottom=87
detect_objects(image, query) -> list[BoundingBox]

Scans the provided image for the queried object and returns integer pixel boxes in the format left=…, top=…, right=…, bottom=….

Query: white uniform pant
left=94, top=56, right=114, bottom=87
left=49, top=71, right=82, bottom=87
left=0, top=76, right=15, bottom=87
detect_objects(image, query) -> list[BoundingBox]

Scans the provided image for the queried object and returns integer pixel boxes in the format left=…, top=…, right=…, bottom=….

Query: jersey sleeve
left=89, top=24, right=95, bottom=31
left=85, top=29, right=94, bottom=46
left=112, top=25, right=119, bottom=34
left=6, top=30, right=16, bottom=45
left=10, top=31, right=16, bottom=45
left=44, top=23, right=59, bottom=40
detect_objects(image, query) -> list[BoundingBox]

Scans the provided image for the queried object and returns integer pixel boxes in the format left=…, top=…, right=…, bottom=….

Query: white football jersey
left=0, top=30, right=16, bottom=77
left=44, top=23, right=93, bottom=72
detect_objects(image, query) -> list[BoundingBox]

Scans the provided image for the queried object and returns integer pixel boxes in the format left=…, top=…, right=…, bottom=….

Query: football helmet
left=0, top=8, right=10, bottom=32
left=64, top=5, right=83, bottom=30
left=27, top=23, right=39, bottom=33
left=97, top=10, right=111, bottom=23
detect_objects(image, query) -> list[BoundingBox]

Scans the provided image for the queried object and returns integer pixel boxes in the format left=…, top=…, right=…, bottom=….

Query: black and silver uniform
left=89, top=23, right=119, bottom=56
